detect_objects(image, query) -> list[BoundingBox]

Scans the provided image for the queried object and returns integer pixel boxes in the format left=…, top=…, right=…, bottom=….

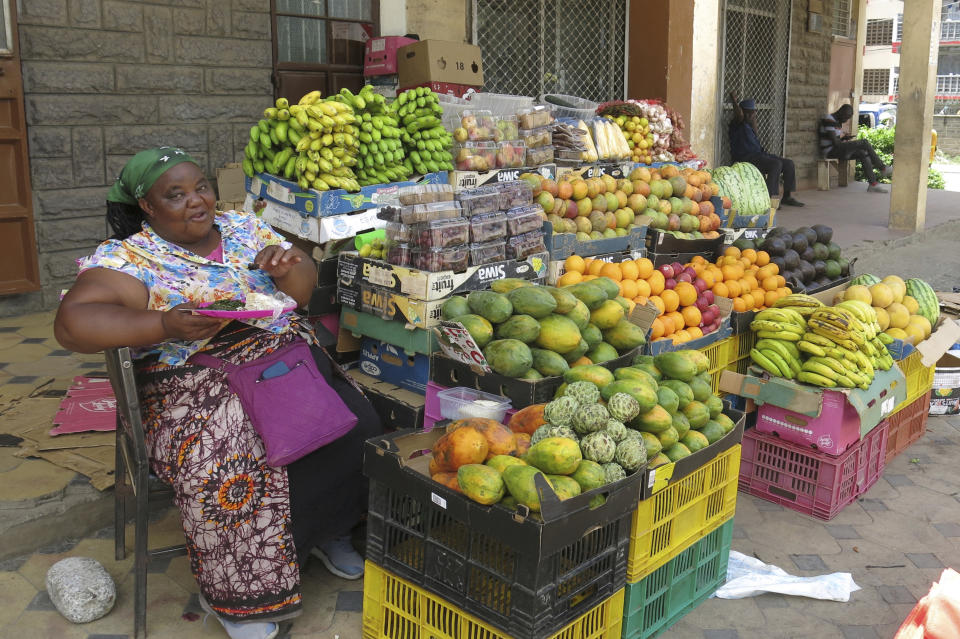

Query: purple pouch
left=191, top=340, right=357, bottom=466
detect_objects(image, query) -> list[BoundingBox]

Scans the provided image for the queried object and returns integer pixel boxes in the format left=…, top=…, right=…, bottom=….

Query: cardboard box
left=630, top=296, right=734, bottom=356
left=359, top=338, right=430, bottom=394
left=396, top=39, right=483, bottom=88
left=555, top=162, right=633, bottom=181
left=364, top=36, right=418, bottom=76
left=216, top=200, right=245, bottom=212
left=645, top=230, right=725, bottom=256
left=716, top=207, right=776, bottom=229
left=257, top=197, right=388, bottom=244
left=449, top=164, right=556, bottom=191
left=346, top=369, right=425, bottom=431
left=721, top=226, right=773, bottom=246
left=930, top=352, right=960, bottom=415
left=337, top=251, right=548, bottom=301
left=718, top=366, right=906, bottom=455
left=216, top=163, right=246, bottom=202
left=340, top=307, right=439, bottom=355
left=544, top=222, right=648, bottom=262
left=307, top=284, right=338, bottom=316
left=337, top=282, right=445, bottom=329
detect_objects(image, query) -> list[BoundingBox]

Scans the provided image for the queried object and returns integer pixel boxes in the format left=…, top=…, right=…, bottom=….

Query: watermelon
left=710, top=163, right=770, bottom=217
left=905, top=278, right=940, bottom=325
left=850, top=273, right=881, bottom=287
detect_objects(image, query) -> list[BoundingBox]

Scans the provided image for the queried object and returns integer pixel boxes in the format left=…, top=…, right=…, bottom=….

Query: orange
left=675, top=281, right=698, bottom=307
left=764, top=290, right=780, bottom=307
left=564, top=255, right=586, bottom=274
left=626, top=298, right=637, bottom=314
left=724, top=246, right=741, bottom=258
left=756, top=264, right=776, bottom=280
left=648, top=271, right=665, bottom=295
left=739, top=257, right=752, bottom=270
left=635, top=278, right=652, bottom=298
left=650, top=317, right=665, bottom=340
left=732, top=297, right=746, bottom=312
left=725, top=280, right=742, bottom=298
left=673, top=330, right=690, bottom=344
left=600, top=262, right=622, bottom=282
left=741, top=294, right=755, bottom=311
left=588, top=260, right=605, bottom=276
left=751, top=289, right=765, bottom=308
left=741, top=249, right=757, bottom=264
left=582, top=257, right=594, bottom=272
left=712, top=281, right=729, bottom=298
left=582, top=274, right=598, bottom=281
left=755, top=250, right=770, bottom=267
left=738, top=278, right=752, bottom=294
left=557, top=271, right=582, bottom=287
left=762, top=275, right=778, bottom=291
left=666, top=311, right=685, bottom=332
left=635, top=257, right=654, bottom=280
left=681, top=305, right=702, bottom=327
left=687, top=326, right=704, bottom=339
left=661, top=289, right=680, bottom=313
left=721, top=255, right=740, bottom=267
left=620, top=279, right=639, bottom=299
left=744, top=274, right=759, bottom=291
left=690, top=255, right=706, bottom=264
left=632, top=295, right=649, bottom=306
left=648, top=295, right=666, bottom=315
left=700, top=270, right=715, bottom=288
left=776, top=275, right=786, bottom=288
left=659, top=315, right=675, bottom=337
left=721, top=264, right=743, bottom=282
left=620, top=260, right=639, bottom=281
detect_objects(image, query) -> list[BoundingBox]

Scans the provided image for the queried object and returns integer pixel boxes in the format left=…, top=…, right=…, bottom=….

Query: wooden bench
left=817, top=158, right=851, bottom=190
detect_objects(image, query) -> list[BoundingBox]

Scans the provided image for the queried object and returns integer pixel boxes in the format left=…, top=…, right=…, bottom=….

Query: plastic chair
left=107, top=347, right=187, bottom=639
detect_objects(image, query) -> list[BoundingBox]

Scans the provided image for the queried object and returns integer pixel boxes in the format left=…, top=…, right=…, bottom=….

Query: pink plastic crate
left=756, top=391, right=868, bottom=456
left=739, top=421, right=889, bottom=520
left=424, top=381, right=516, bottom=431
left=364, top=36, right=417, bottom=76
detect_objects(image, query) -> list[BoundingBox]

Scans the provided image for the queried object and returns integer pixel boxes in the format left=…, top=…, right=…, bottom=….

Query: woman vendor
left=54, top=148, right=381, bottom=639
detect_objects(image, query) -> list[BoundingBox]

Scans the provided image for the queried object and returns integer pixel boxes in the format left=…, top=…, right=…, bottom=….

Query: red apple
left=564, top=200, right=579, bottom=219
left=671, top=261, right=685, bottom=274
left=676, top=272, right=693, bottom=283
left=664, top=278, right=677, bottom=290
left=683, top=266, right=697, bottom=280
left=694, top=277, right=708, bottom=292
left=702, top=290, right=715, bottom=304
left=659, top=264, right=675, bottom=279
left=708, top=304, right=721, bottom=318
left=701, top=308, right=716, bottom=325
left=695, top=296, right=710, bottom=311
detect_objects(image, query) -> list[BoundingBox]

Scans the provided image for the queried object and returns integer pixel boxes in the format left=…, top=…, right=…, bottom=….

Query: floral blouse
left=77, top=210, right=296, bottom=366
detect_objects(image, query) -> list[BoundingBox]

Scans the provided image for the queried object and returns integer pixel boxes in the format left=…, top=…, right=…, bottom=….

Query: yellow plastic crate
left=362, top=561, right=625, bottom=639
left=891, top=350, right=935, bottom=415
left=626, top=445, right=741, bottom=584
left=703, top=336, right=736, bottom=394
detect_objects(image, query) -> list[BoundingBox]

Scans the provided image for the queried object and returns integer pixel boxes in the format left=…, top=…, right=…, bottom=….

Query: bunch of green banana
left=795, top=304, right=893, bottom=389
left=390, top=87, right=454, bottom=175
left=749, top=308, right=806, bottom=379
left=332, top=86, right=411, bottom=186
left=242, top=96, right=300, bottom=180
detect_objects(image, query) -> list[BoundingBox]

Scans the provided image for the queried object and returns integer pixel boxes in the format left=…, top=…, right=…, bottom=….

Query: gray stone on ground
left=45, top=556, right=116, bottom=623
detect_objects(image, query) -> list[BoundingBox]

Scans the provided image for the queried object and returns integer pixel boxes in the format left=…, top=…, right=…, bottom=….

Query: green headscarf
left=106, top=147, right=199, bottom=206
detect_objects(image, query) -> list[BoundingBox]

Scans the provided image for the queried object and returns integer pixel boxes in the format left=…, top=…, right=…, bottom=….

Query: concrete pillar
left=889, top=0, right=941, bottom=232
left=688, top=0, right=722, bottom=167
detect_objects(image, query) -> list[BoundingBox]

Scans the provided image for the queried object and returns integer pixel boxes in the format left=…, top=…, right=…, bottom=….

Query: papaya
left=447, top=418, right=518, bottom=459
left=502, top=465, right=545, bottom=511
left=632, top=404, right=673, bottom=434
left=681, top=430, right=710, bottom=452
left=603, top=318, right=647, bottom=351
left=546, top=474, right=582, bottom=500
left=699, top=421, right=726, bottom=444
left=467, top=290, right=513, bottom=324
left=508, top=287, right=558, bottom=318
left=648, top=452, right=671, bottom=468
left=656, top=386, right=680, bottom=414
left=686, top=349, right=711, bottom=374
left=663, top=442, right=692, bottom=461
left=522, top=369, right=544, bottom=380
left=581, top=323, right=604, bottom=348
left=490, top=278, right=532, bottom=293
left=631, top=355, right=662, bottom=381
left=508, top=404, right=547, bottom=435
left=586, top=342, right=619, bottom=363
left=515, top=432, right=531, bottom=456
left=687, top=376, right=713, bottom=403
left=613, top=296, right=632, bottom=313
left=590, top=300, right=625, bottom=330
left=570, top=460, right=606, bottom=492
left=432, top=471, right=461, bottom=492
left=639, top=431, right=663, bottom=458
left=654, top=351, right=698, bottom=382
left=429, top=456, right=443, bottom=476
left=564, top=364, right=615, bottom=388
left=499, top=495, right=519, bottom=510
left=495, top=314, right=541, bottom=344
left=528, top=349, right=568, bottom=377
left=600, top=378, right=658, bottom=412
left=484, top=339, right=533, bottom=378
left=432, top=426, right=488, bottom=471
left=563, top=282, right=608, bottom=310
left=591, top=276, right=621, bottom=300
left=614, top=366, right=659, bottom=388
left=441, top=296, right=470, bottom=320
left=657, top=425, right=679, bottom=449
left=535, top=315, right=583, bottom=354
left=566, top=299, right=592, bottom=330
left=659, top=380, right=694, bottom=409
left=671, top=412, right=691, bottom=439
left=486, top=454, right=527, bottom=474
left=682, top=401, right=710, bottom=429
left=457, top=464, right=506, bottom=505
left=715, top=413, right=737, bottom=434
left=706, top=395, right=724, bottom=419
left=562, top=339, right=590, bottom=364
left=525, top=437, right=582, bottom=475
left=542, top=286, right=579, bottom=314
left=453, top=314, right=494, bottom=348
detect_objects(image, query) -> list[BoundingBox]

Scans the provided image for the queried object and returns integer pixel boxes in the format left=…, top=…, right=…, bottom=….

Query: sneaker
left=881, top=165, right=894, bottom=178
left=312, top=536, right=364, bottom=580
left=867, top=183, right=889, bottom=193
left=781, top=196, right=805, bottom=207
left=198, top=595, right=280, bottom=639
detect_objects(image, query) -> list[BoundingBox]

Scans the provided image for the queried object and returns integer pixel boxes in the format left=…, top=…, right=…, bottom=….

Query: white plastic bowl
left=436, top=387, right=512, bottom=422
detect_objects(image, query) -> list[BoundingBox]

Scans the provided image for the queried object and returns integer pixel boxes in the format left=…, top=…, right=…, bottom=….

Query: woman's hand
left=254, top=244, right=302, bottom=279
left=161, top=303, right=226, bottom=341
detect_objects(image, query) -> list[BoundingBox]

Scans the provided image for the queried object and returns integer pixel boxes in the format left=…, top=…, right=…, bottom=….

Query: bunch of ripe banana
left=390, top=87, right=454, bottom=175
left=749, top=307, right=806, bottom=382
left=331, top=86, right=412, bottom=186
left=242, top=91, right=361, bottom=192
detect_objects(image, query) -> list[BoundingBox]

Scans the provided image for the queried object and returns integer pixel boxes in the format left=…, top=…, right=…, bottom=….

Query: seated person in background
left=728, top=93, right=804, bottom=207
left=819, top=104, right=893, bottom=193
left=54, top=148, right=382, bottom=639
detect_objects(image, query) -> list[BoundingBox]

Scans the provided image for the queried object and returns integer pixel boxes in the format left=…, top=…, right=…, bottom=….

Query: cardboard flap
left=718, top=370, right=823, bottom=417
left=918, top=318, right=960, bottom=368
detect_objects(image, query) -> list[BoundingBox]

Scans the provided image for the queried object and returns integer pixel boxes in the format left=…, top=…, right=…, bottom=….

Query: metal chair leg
left=134, top=466, right=149, bottom=639
left=115, top=439, right=127, bottom=561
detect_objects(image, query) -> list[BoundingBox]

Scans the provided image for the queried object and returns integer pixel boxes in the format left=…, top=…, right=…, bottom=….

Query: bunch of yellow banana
left=749, top=308, right=806, bottom=380
left=771, top=293, right=824, bottom=317
left=795, top=304, right=893, bottom=389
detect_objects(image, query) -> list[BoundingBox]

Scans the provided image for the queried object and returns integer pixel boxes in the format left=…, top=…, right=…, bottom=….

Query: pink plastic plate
left=192, top=302, right=297, bottom=319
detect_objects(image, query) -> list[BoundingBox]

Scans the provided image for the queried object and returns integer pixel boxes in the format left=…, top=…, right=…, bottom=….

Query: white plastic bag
left=715, top=551, right=861, bottom=602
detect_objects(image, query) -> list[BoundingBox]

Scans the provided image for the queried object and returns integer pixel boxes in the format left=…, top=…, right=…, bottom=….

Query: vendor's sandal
left=781, top=196, right=805, bottom=207
left=199, top=595, right=281, bottom=639
left=311, top=535, right=364, bottom=580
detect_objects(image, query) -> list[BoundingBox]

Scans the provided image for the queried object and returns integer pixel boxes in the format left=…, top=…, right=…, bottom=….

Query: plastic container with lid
left=410, top=217, right=469, bottom=249
left=387, top=242, right=412, bottom=267
left=525, top=145, right=555, bottom=167
left=436, top=387, right=512, bottom=421
left=377, top=205, right=401, bottom=222
left=496, top=141, right=526, bottom=169
left=506, top=230, right=546, bottom=260
left=460, top=110, right=496, bottom=141
left=385, top=221, right=412, bottom=243
left=456, top=186, right=500, bottom=217
left=412, top=245, right=470, bottom=272
left=517, top=105, right=553, bottom=129
left=469, top=211, right=507, bottom=243
left=397, top=183, right=454, bottom=205
left=469, top=240, right=507, bottom=266
left=505, top=205, right=545, bottom=235
left=518, top=127, right=553, bottom=149
left=492, top=115, right=519, bottom=142
left=453, top=141, right=496, bottom=172
left=493, top=180, right=533, bottom=209
left=399, top=200, right=462, bottom=224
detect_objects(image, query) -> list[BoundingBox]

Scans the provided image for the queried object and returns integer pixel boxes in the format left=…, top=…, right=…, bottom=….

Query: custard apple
left=602, top=462, right=627, bottom=484
left=543, top=396, right=579, bottom=428
left=530, top=424, right=579, bottom=446
left=615, top=438, right=647, bottom=473
left=572, top=403, right=609, bottom=435
left=565, top=381, right=601, bottom=405
left=621, top=428, right=644, bottom=444
left=603, top=419, right=627, bottom=443
left=607, top=392, right=640, bottom=423
left=580, top=431, right=616, bottom=463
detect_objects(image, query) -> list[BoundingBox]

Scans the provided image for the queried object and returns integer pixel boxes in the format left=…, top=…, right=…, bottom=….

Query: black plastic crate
left=364, top=428, right=641, bottom=639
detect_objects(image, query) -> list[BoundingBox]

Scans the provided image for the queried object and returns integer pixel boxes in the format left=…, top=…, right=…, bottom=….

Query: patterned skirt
left=135, top=323, right=380, bottom=622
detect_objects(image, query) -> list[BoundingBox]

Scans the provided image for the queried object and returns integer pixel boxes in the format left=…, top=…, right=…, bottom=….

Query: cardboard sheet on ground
left=49, top=376, right=116, bottom=435
left=715, top=551, right=860, bottom=602
left=16, top=444, right=114, bottom=490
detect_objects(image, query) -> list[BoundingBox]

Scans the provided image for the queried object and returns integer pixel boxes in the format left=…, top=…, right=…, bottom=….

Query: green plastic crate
left=622, top=519, right=733, bottom=639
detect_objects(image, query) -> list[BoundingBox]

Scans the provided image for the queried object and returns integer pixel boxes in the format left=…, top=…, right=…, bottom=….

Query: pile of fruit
left=558, top=256, right=726, bottom=345
left=598, top=100, right=676, bottom=163
left=750, top=225, right=851, bottom=292
left=429, top=349, right=738, bottom=509
left=749, top=294, right=894, bottom=389
left=344, top=85, right=410, bottom=186
left=710, top=163, right=772, bottom=218
left=393, top=87, right=455, bottom=175
left=639, top=165, right=724, bottom=237
left=440, top=277, right=647, bottom=380
left=707, top=247, right=795, bottom=312
left=838, top=274, right=939, bottom=345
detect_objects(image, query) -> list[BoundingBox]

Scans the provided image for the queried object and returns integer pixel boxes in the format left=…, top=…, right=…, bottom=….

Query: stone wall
left=2, top=0, right=273, bottom=315
left=933, top=115, right=960, bottom=155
